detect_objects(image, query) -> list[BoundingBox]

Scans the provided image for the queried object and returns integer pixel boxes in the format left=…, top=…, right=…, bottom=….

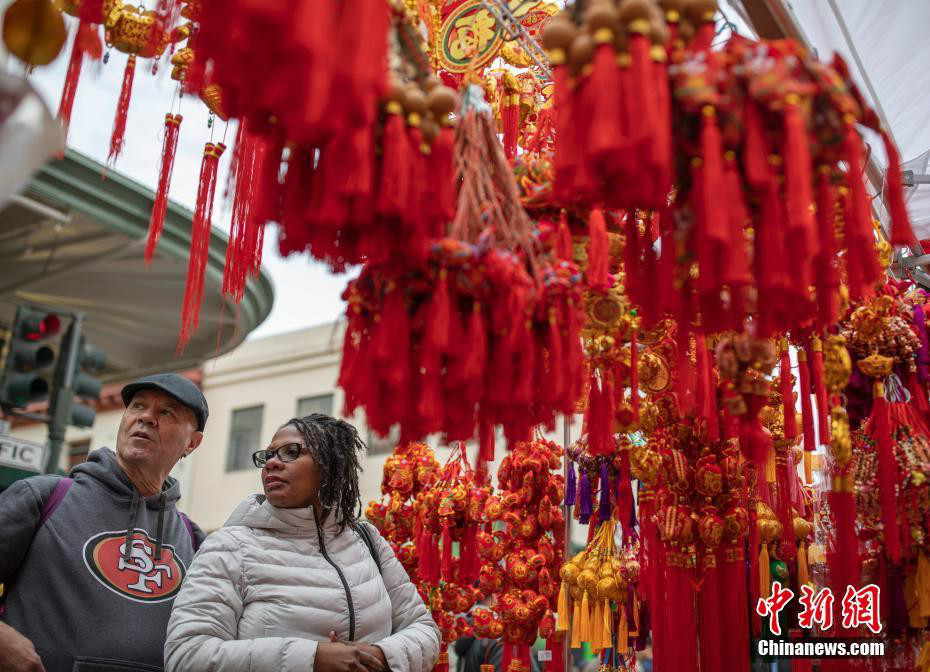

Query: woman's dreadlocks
left=283, top=413, right=366, bottom=533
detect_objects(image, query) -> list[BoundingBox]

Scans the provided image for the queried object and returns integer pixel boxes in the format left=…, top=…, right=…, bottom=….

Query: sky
left=25, top=33, right=355, bottom=341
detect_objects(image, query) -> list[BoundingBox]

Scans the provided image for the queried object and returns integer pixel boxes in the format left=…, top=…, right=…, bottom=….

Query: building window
left=296, top=394, right=334, bottom=418
left=367, top=425, right=400, bottom=455
left=227, top=405, right=264, bottom=472
left=68, top=439, right=91, bottom=469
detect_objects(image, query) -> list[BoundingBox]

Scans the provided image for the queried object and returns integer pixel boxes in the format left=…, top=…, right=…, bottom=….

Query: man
left=0, top=373, right=209, bottom=672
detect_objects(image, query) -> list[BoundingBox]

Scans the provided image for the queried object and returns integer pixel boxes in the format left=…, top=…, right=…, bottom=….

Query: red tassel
left=780, top=342, right=798, bottom=440
left=424, top=269, right=451, bottom=356
left=376, top=288, right=410, bottom=389
left=479, top=419, right=495, bottom=464
left=547, top=308, right=565, bottom=406
left=501, top=89, right=519, bottom=161
left=463, top=303, right=487, bottom=388
left=586, top=209, right=609, bottom=290
left=178, top=142, right=225, bottom=352
left=867, top=382, right=902, bottom=563
left=58, top=24, right=99, bottom=143
left=842, top=119, right=881, bottom=299
left=696, top=106, right=727, bottom=330
left=630, top=327, right=640, bottom=423
left=556, top=211, right=573, bottom=262
left=376, top=105, right=410, bottom=219
left=586, top=28, right=623, bottom=163
left=782, top=98, right=817, bottom=299
left=431, top=125, right=457, bottom=223
left=881, top=129, right=914, bottom=247
left=810, top=338, right=830, bottom=444
left=626, top=26, right=657, bottom=151
left=146, top=113, right=182, bottom=265
left=828, top=490, right=859, bottom=620
left=797, top=349, right=815, bottom=452
left=107, top=55, right=137, bottom=167
left=696, top=333, right=718, bottom=441
left=440, top=523, right=454, bottom=582
left=225, top=122, right=275, bottom=302
left=814, top=171, right=841, bottom=327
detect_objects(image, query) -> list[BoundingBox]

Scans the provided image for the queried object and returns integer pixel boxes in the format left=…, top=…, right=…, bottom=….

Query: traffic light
left=50, top=320, right=106, bottom=429
left=0, top=306, right=61, bottom=408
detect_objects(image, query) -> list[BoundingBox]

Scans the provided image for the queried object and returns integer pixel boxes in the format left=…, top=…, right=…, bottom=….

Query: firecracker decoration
left=476, top=437, right=566, bottom=672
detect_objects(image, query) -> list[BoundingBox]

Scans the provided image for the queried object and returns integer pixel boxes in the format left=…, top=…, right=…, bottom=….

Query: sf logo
left=117, top=538, right=175, bottom=593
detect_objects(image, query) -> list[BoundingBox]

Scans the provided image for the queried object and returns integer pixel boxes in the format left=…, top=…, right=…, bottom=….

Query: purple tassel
left=916, top=305, right=929, bottom=384
left=599, top=462, right=611, bottom=523
left=579, top=469, right=592, bottom=524
left=565, top=459, right=577, bottom=507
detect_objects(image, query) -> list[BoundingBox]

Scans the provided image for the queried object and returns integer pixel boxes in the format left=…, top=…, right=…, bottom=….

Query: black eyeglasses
left=252, top=443, right=305, bottom=468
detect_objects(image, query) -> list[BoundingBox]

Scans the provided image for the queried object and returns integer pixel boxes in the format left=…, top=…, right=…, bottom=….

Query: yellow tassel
left=630, top=591, right=640, bottom=636
left=601, top=600, right=613, bottom=648
left=570, top=595, right=582, bottom=648
left=590, top=599, right=603, bottom=651
left=556, top=581, right=570, bottom=632
left=905, top=567, right=927, bottom=629
left=797, top=541, right=809, bottom=588
left=579, top=590, right=590, bottom=645
left=918, top=552, right=930, bottom=618
left=917, top=641, right=930, bottom=672
left=765, top=446, right=776, bottom=483
left=804, top=451, right=812, bottom=484
left=617, top=606, right=629, bottom=654
left=760, top=542, right=771, bottom=599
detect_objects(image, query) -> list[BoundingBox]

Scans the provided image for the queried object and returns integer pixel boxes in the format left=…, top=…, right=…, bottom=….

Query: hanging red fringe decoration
left=797, top=348, right=816, bottom=454
left=880, top=129, right=915, bottom=247
left=586, top=209, right=609, bottom=291
left=58, top=22, right=102, bottom=144
left=501, top=84, right=519, bottom=162
left=779, top=339, right=799, bottom=440
left=224, top=122, right=277, bottom=303
left=809, top=337, right=830, bottom=444
left=146, top=113, right=182, bottom=265
left=178, top=142, right=225, bottom=352
left=866, top=379, right=903, bottom=564
left=107, top=55, right=137, bottom=168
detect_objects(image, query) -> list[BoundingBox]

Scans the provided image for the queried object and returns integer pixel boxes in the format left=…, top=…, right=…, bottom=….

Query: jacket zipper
left=315, top=515, right=356, bottom=641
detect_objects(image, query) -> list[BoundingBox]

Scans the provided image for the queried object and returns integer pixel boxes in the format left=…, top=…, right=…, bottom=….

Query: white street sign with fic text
left=0, top=434, right=48, bottom=473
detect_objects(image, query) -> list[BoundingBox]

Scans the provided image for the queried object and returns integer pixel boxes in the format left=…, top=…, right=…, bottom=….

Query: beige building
left=12, top=320, right=584, bottom=534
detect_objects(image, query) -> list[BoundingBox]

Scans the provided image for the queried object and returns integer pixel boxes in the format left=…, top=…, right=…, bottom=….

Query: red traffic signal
left=21, top=312, right=60, bottom=341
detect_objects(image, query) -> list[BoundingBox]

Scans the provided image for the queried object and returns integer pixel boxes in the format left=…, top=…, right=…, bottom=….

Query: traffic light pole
left=45, top=315, right=83, bottom=474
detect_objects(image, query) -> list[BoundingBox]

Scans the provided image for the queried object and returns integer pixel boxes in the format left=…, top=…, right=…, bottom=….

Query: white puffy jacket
left=164, top=494, right=440, bottom=672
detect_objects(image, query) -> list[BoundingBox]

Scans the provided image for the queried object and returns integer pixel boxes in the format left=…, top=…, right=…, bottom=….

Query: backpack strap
left=36, top=477, right=74, bottom=531
left=177, top=512, right=200, bottom=552
left=357, top=522, right=383, bottom=576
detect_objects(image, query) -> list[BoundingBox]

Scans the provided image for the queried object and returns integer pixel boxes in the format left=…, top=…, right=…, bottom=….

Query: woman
left=165, top=413, right=441, bottom=672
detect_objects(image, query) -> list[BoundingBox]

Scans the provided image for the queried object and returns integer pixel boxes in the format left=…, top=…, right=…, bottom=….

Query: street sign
left=0, top=434, right=48, bottom=473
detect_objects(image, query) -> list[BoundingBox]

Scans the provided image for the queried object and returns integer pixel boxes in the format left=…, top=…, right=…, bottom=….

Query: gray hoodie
left=0, top=447, right=204, bottom=672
